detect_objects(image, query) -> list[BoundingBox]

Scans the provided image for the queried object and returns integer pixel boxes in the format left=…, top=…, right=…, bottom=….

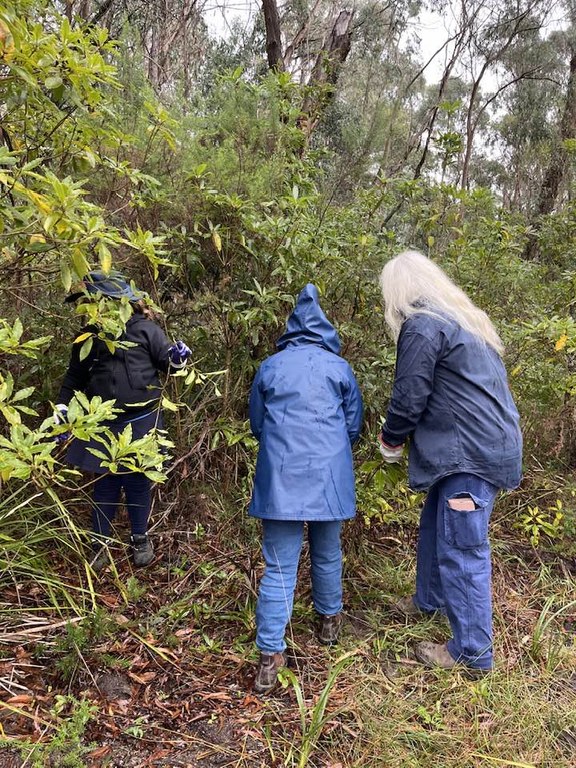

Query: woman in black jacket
left=55, top=271, right=190, bottom=571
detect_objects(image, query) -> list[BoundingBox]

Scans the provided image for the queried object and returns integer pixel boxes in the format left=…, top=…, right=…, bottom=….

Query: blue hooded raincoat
left=248, top=284, right=363, bottom=521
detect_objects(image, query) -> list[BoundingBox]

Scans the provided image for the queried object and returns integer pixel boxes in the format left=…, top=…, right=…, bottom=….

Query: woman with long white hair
left=378, top=250, right=522, bottom=673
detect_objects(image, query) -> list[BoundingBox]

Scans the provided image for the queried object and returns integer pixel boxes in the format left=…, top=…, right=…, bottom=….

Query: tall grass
left=0, top=482, right=97, bottom=618
left=278, top=651, right=357, bottom=768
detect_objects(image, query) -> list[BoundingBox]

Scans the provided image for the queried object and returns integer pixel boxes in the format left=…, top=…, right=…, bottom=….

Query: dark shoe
left=254, top=652, right=286, bottom=694
left=89, top=544, right=111, bottom=573
left=131, top=534, right=154, bottom=567
left=318, top=613, right=342, bottom=645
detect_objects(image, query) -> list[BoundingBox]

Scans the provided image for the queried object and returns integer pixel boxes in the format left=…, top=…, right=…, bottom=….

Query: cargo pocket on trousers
left=443, top=492, right=489, bottom=549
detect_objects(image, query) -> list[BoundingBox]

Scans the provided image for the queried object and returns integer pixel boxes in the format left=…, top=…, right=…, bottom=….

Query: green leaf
left=26, top=241, right=53, bottom=253
left=45, top=75, right=63, bottom=90
left=72, top=250, right=90, bottom=279
left=97, top=242, right=112, bottom=273
left=11, top=386, right=34, bottom=402
left=119, top=302, right=132, bottom=324
left=79, top=337, right=93, bottom=361
left=1, top=405, right=21, bottom=425
left=145, top=470, right=167, bottom=483
left=61, top=261, right=72, bottom=292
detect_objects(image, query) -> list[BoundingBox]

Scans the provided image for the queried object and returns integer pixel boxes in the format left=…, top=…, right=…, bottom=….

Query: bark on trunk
left=524, top=47, right=576, bottom=260
left=262, top=0, right=284, bottom=71
left=298, top=9, right=355, bottom=142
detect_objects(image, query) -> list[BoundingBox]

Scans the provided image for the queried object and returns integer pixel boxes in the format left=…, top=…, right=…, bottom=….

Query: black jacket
left=58, top=315, right=171, bottom=416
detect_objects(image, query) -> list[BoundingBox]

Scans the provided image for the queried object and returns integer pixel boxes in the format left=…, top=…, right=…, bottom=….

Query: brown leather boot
left=392, top=595, right=443, bottom=618
left=318, top=613, right=342, bottom=645
left=414, top=641, right=489, bottom=677
left=254, top=652, right=286, bottom=694
left=392, top=595, right=425, bottom=617
left=414, top=641, right=456, bottom=668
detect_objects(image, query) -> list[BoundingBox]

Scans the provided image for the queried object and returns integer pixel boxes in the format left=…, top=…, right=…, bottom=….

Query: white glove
left=378, top=434, right=404, bottom=463
left=53, top=404, right=70, bottom=443
left=168, top=340, right=191, bottom=369
left=53, top=403, right=68, bottom=425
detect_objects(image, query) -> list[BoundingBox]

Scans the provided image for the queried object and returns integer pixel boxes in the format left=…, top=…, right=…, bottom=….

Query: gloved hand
left=378, top=434, right=404, bottom=463
left=53, top=403, right=68, bottom=425
left=168, top=340, right=191, bottom=369
left=53, top=403, right=70, bottom=443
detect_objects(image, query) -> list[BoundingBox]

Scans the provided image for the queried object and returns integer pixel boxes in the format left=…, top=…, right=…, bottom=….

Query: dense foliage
left=2, top=0, right=576, bottom=594
left=0, top=1, right=575, bottom=765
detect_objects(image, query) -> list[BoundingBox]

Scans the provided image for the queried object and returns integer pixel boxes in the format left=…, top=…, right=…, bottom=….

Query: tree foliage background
left=1, top=0, right=576, bottom=762
left=2, top=0, right=576, bottom=588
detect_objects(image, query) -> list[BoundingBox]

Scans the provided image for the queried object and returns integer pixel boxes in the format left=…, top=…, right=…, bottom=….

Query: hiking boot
left=414, top=641, right=456, bottom=669
left=392, top=595, right=424, bottom=617
left=89, top=544, right=111, bottom=574
left=254, top=652, right=286, bottom=694
left=414, top=641, right=490, bottom=677
left=130, top=534, right=154, bottom=567
left=392, top=595, right=443, bottom=618
left=318, top=613, right=342, bottom=646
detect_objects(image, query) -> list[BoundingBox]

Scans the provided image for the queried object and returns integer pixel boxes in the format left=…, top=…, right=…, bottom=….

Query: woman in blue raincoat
left=249, top=284, right=363, bottom=693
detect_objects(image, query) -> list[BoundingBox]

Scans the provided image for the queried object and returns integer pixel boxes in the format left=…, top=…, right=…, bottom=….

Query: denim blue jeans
left=256, top=519, right=343, bottom=654
left=414, top=472, right=499, bottom=670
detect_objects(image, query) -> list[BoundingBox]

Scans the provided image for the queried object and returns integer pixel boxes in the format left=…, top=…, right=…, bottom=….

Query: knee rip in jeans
left=448, top=493, right=477, bottom=512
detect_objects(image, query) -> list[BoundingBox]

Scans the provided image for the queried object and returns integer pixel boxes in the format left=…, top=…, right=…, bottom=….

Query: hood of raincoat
left=276, top=283, right=341, bottom=354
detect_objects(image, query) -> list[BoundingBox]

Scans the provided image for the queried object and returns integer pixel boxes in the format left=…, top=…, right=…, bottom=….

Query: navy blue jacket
left=381, top=312, right=522, bottom=491
left=58, top=315, right=171, bottom=416
left=249, top=284, right=363, bottom=521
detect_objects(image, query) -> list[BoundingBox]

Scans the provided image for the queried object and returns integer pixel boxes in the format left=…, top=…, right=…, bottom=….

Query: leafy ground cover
left=0, top=489, right=574, bottom=768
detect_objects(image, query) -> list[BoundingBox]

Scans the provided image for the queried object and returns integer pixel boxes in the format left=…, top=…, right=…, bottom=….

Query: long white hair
left=379, top=250, right=504, bottom=355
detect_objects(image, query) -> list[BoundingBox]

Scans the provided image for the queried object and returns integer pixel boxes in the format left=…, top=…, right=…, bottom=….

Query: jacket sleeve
left=57, top=329, right=97, bottom=405
left=146, top=321, right=171, bottom=373
left=249, top=367, right=265, bottom=441
left=342, top=367, right=363, bottom=445
left=381, top=327, right=442, bottom=446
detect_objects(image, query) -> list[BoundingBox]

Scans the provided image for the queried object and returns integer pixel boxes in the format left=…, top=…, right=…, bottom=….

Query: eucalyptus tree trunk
left=460, top=0, right=546, bottom=190
left=262, top=0, right=284, bottom=71
left=524, top=44, right=576, bottom=260
left=261, top=0, right=355, bottom=143
left=298, top=9, right=355, bottom=141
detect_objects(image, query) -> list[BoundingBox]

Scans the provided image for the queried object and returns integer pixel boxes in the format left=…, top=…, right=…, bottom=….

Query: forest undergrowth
left=3, top=4, right=576, bottom=765
left=0, top=481, right=574, bottom=768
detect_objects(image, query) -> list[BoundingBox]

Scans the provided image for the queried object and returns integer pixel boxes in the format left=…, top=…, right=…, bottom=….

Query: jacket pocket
left=443, top=492, right=489, bottom=549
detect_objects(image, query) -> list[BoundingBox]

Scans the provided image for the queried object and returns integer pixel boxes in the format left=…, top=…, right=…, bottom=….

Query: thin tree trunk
left=89, top=0, right=116, bottom=27
left=460, top=5, right=534, bottom=189
left=262, top=0, right=284, bottom=71
left=298, top=9, right=355, bottom=141
left=260, top=2, right=354, bottom=143
left=409, top=3, right=474, bottom=180
left=524, top=46, right=576, bottom=260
